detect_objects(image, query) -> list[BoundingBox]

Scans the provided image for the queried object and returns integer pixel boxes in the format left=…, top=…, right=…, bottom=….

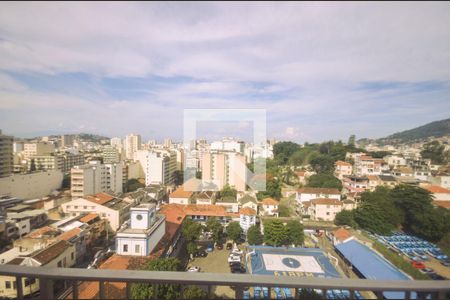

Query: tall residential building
left=110, top=137, right=123, bottom=149
left=211, top=138, right=245, bottom=153
left=0, top=130, right=13, bottom=178
left=163, top=138, right=172, bottom=149
left=125, top=134, right=141, bottom=160
left=102, top=146, right=121, bottom=164
left=70, top=161, right=123, bottom=198
left=23, top=142, right=55, bottom=159
left=201, top=152, right=246, bottom=191
left=28, top=153, right=85, bottom=173
left=134, top=150, right=176, bottom=186
left=61, top=134, right=75, bottom=148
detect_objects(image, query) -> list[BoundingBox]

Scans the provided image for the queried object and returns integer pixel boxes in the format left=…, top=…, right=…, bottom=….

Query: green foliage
left=181, top=218, right=202, bottom=250
left=278, top=203, right=290, bottom=217
left=186, top=242, right=198, bottom=255
left=309, top=154, right=335, bottom=173
left=368, top=151, right=392, bottom=159
left=226, top=221, right=243, bottom=242
left=256, top=176, right=282, bottom=200
left=173, top=170, right=184, bottom=186
left=206, top=217, right=224, bottom=244
left=285, top=220, right=304, bottom=246
left=247, top=225, right=263, bottom=245
left=131, top=258, right=182, bottom=299
left=334, top=210, right=357, bottom=227
left=420, top=141, right=447, bottom=164
left=381, top=118, right=450, bottom=143
left=218, top=184, right=237, bottom=199
left=126, top=179, right=144, bottom=192
left=372, top=241, right=429, bottom=280
left=354, top=202, right=396, bottom=235
left=273, top=142, right=300, bottom=164
left=183, top=285, right=208, bottom=299
left=306, top=173, right=343, bottom=190
left=263, top=219, right=287, bottom=247
left=438, top=233, right=450, bottom=257
left=347, top=135, right=356, bottom=147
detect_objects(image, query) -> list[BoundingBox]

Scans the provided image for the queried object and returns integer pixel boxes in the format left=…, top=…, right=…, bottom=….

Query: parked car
left=216, top=243, right=224, bottom=250
left=231, top=264, right=246, bottom=273
left=411, top=261, right=426, bottom=269
left=206, top=244, right=214, bottom=252
left=440, top=260, right=450, bottom=267
left=226, top=243, right=233, bottom=250
left=228, top=255, right=241, bottom=264
left=419, top=268, right=434, bottom=274
left=193, top=250, right=207, bottom=258
left=187, top=266, right=200, bottom=272
left=232, top=248, right=243, bottom=255
left=429, top=273, right=446, bottom=280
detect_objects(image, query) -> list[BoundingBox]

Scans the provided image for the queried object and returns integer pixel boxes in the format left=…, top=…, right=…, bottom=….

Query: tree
left=263, top=219, right=287, bottom=247
left=309, top=154, right=335, bottom=173
left=273, top=141, right=300, bottom=164
left=183, top=286, right=208, bottom=299
left=181, top=218, right=202, bottom=255
left=347, top=135, right=356, bottom=147
left=218, top=184, right=237, bottom=199
left=278, top=204, right=290, bottom=217
left=285, top=220, right=304, bottom=246
left=131, top=258, right=181, bottom=299
left=354, top=202, right=395, bottom=235
left=334, top=210, right=356, bottom=227
left=421, top=141, right=446, bottom=164
left=206, top=217, right=224, bottom=244
left=247, top=225, right=263, bottom=245
left=226, top=222, right=243, bottom=242
left=256, top=175, right=282, bottom=200
left=306, top=173, right=343, bottom=190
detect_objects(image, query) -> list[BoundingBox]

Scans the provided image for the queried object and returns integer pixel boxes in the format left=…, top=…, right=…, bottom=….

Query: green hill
left=378, top=118, right=450, bottom=143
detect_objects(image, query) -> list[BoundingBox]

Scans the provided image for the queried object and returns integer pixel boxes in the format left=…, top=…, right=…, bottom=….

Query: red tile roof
left=425, top=185, right=450, bottom=194
left=261, top=198, right=279, bottom=206
left=57, top=228, right=81, bottom=242
left=25, top=226, right=58, bottom=239
left=366, top=175, right=379, bottom=181
left=335, top=160, right=352, bottom=166
left=79, top=213, right=99, bottom=223
left=32, top=240, right=71, bottom=265
left=85, top=193, right=115, bottom=205
left=169, top=187, right=193, bottom=198
left=433, top=201, right=450, bottom=209
left=332, top=227, right=352, bottom=241
left=298, top=187, right=340, bottom=195
left=239, top=207, right=257, bottom=215
left=311, top=198, right=343, bottom=206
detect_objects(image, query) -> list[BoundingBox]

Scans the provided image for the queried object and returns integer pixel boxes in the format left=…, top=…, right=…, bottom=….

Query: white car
left=187, top=266, right=200, bottom=272
left=232, top=248, right=243, bottom=255
left=228, top=255, right=241, bottom=263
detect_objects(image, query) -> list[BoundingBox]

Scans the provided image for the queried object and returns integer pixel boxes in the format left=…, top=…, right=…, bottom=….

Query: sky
left=0, top=2, right=449, bottom=143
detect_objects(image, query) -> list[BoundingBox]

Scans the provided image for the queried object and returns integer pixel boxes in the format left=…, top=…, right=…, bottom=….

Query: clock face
left=136, top=214, right=143, bottom=221
left=282, top=257, right=301, bottom=268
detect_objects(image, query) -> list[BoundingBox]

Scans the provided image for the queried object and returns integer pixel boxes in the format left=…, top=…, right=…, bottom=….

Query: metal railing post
left=72, top=280, right=78, bottom=299
left=126, top=282, right=132, bottom=299
left=39, top=277, right=54, bottom=300
left=15, top=276, right=23, bottom=300
left=207, top=284, right=212, bottom=299
left=99, top=281, right=105, bottom=299
left=235, top=285, right=244, bottom=299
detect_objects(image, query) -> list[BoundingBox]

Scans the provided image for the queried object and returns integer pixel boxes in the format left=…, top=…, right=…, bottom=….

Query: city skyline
left=1, top=2, right=450, bottom=142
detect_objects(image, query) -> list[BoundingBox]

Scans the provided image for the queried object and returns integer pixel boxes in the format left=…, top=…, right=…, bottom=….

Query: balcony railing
left=0, top=264, right=449, bottom=300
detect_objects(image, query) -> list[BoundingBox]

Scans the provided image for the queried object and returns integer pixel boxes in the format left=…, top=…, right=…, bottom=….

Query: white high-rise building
left=134, top=150, right=176, bottom=186
left=70, top=161, right=123, bottom=198
left=0, top=130, right=13, bottom=178
left=125, top=134, right=141, bottom=160
left=110, top=137, right=123, bottom=149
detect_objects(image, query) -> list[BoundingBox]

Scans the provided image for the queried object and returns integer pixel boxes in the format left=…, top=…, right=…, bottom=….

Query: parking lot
left=187, top=243, right=244, bottom=298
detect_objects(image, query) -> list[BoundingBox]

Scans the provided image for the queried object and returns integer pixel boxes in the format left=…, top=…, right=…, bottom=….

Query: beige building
left=61, top=193, right=132, bottom=231
left=201, top=152, right=246, bottom=191
left=71, top=161, right=123, bottom=198
left=334, top=160, right=352, bottom=179
left=0, top=130, right=13, bottom=178
left=23, top=142, right=55, bottom=159
left=134, top=150, right=176, bottom=186
left=28, top=153, right=84, bottom=173
left=125, top=134, right=142, bottom=160
left=0, top=169, right=63, bottom=199
left=169, top=187, right=193, bottom=205
left=305, top=198, right=343, bottom=221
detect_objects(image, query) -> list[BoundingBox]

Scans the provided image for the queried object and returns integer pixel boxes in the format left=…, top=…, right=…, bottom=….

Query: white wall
left=0, top=170, right=63, bottom=199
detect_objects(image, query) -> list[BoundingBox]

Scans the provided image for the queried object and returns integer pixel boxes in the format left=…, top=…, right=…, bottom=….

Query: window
left=13, top=281, right=16, bottom=290
left=74, top=206, right=78, bottom=209
left=25, top=278, right=36, bottom=286
left=5, top=281, right=11, bottom=289
left=57, top=261, right=62, bottom=267
left=123, top=244, right=128, bottom=252
left=83, top=206, right=87, bottom=209
left=71, top=252, right=74, bottom=260
left=135, top=244, right=140, bottom=253
left=67, top=205, right=71, bottom=209
left=136, top=214, right=143, bottom=220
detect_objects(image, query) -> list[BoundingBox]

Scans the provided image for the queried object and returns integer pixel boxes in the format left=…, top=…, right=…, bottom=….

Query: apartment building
left=70, top=161, right=123, bottom=198
left=296, top=187, right=341, bottom=203
left=134, top=150, right=176, bottom=186
left=61, top=193, right=132, bottom=231
left=0, top=130, right=13, bottom=178
left=201, top=152, right=246, bottom=191
left=125, top=134, right=141, bottom=160
left=210, top=138, right=245, bottom=153
left=28, top=153, right=84, bottom=173
left=61, top=134, right=75, bottom=148
left=334, top=160, right=353, bottom=179
left=304, top=198, right=344, bottom=221
left=23, top=142, right=55, bottom=159
left=101, top=146, right=121, bottom=164
left=354, top=155, right=388, bottom=176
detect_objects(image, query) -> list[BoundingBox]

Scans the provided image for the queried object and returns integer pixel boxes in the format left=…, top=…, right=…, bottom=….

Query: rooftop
left=261, top=197, right=279, bottom=206
left=31, top=240, right=71, bottom=265
left=311, top=198, right=343, bottom=206
left=79, top=213, right=99, bottom=224
left=169, top=187, right=193, bottom=199
left=85, top=193, right=115, bottom=205
left=298, top=187, right=341, bottom=195
left=239, top=207, right=257, bottom=215
left=425, top=185, right=450, bottom=194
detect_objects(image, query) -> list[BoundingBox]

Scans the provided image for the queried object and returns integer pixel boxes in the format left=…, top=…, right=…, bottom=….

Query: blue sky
left=0, top=2, right=449, bottom=142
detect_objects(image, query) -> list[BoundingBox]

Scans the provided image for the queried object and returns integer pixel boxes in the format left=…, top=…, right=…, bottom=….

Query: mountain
left=376, top=118, right=450, bottom=144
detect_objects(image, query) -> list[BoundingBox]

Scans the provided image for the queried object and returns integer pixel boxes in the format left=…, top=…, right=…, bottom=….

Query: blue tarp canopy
left=335, top=239, right=416, bottom=299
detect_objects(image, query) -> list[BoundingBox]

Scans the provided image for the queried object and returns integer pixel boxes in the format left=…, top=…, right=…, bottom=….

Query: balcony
left=0, top=265, right=449, bottom=300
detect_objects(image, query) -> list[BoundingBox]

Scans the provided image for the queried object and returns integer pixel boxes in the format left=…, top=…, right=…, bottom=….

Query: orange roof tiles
left=32, top=240, right=71, bottom=265
left=79, top=213, right=99, bottom=223
left=425, top=185, right=450, bottom=194
left=239, top=207, right=257, bottom=215
left=298, top=187, right=341, bottom=195
left=333, top=228, right=352, bottom=241
left=159, top=204, right=187, bottom=224
left=335, top=160, right=352, bottom=166
left=169, top=187, right=193, bottom=198
left=311, top=198, right=343, bottom=206
left=433, top=201, right=450, bottom=209
left=85, top=193, right=115, bottom=205
left=296, top=171, right=306, bottom=176
left=261, top=198, right=279, bottom=206
left=366, top=175, right=379, bottom=181
left=57, top=228, right=81, bottom=242
left=25, top=226, right=58, bottom=239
